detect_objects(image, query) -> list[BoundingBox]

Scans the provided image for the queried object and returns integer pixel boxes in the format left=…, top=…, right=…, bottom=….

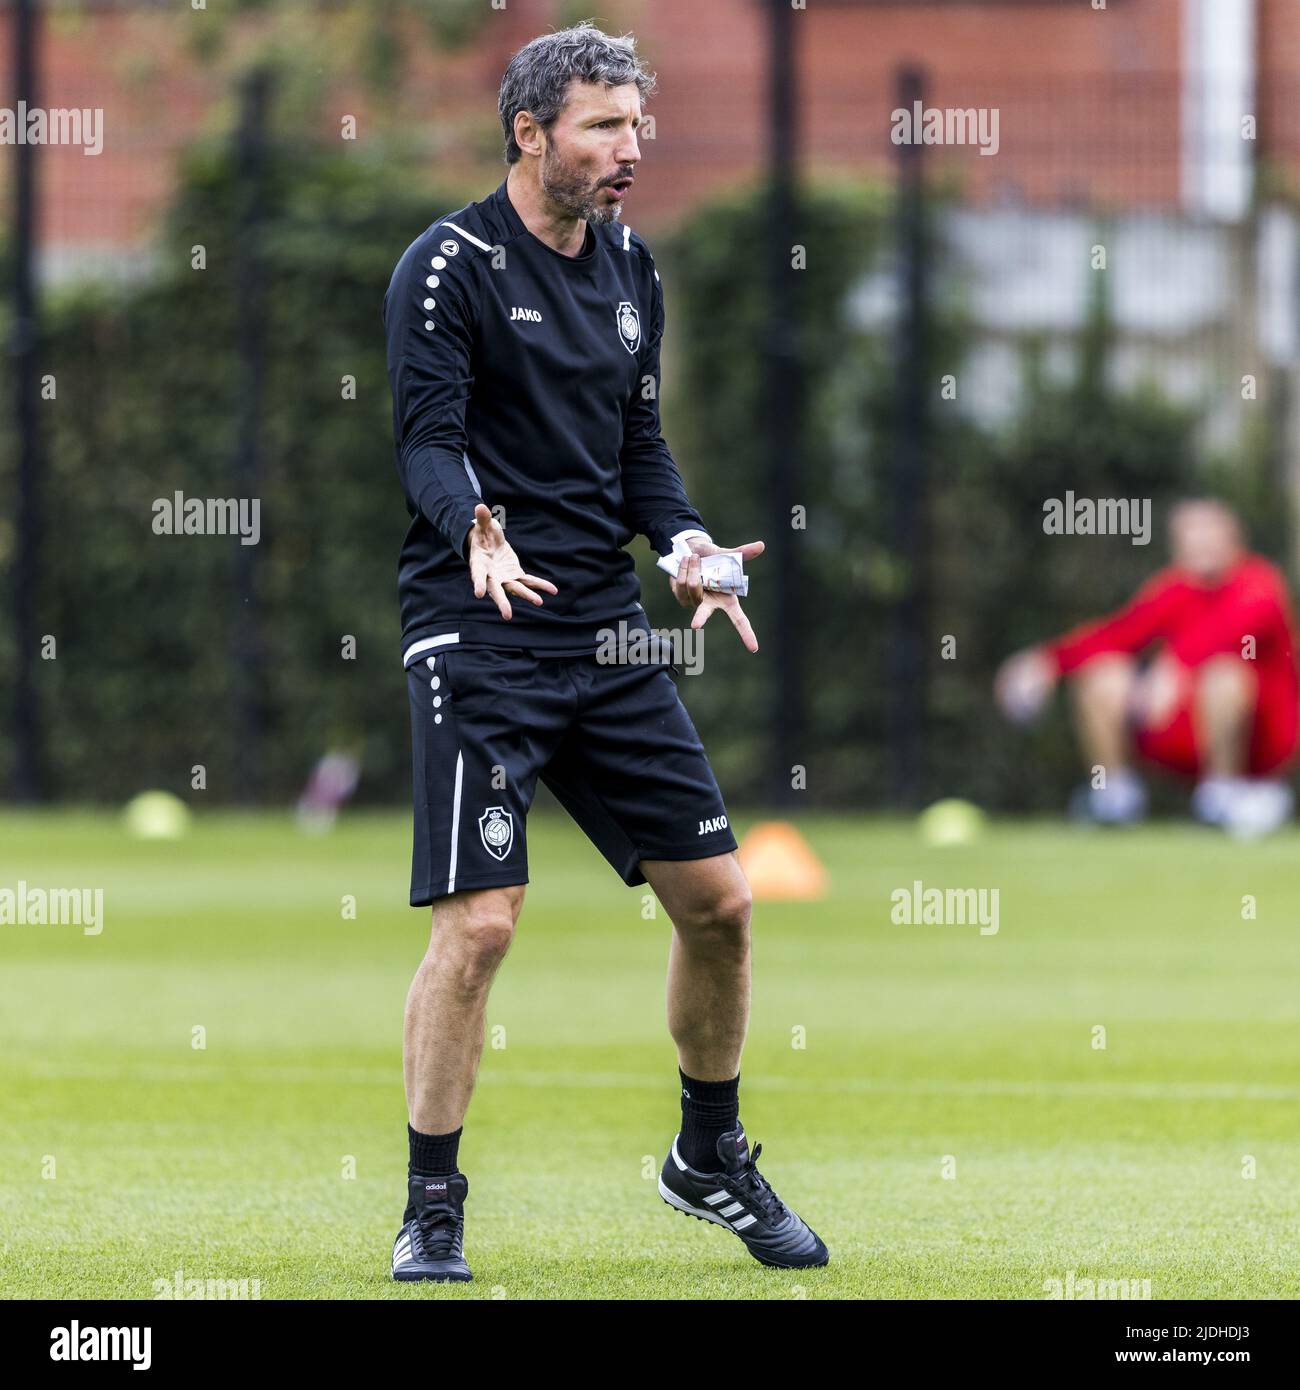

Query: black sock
left=678, top=1068, right=740, bottom=1170
left=409, top=1122, right=462, bottom=1175
left=405, top=1124, right=462, bottom=1222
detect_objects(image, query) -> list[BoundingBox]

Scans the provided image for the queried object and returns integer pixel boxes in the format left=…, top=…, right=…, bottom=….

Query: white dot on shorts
left=423, top=297, right=436, bottom=311
left=431, top=676, right=440, bottom=689
left=432, top=256, right=447, bottom=270
left=426, top=275, right=440, bottom=288
left=426, top=656, right=437, bottom=669
left=433, top=696, right=442, bottom=708
left=434, top=713, right=442, bottom=725
left=424, top=320, right=436, bottom=331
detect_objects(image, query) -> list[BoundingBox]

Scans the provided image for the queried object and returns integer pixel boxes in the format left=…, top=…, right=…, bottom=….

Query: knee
left=1196, top=654, right=1256, bottom=710
left=433, top=890, right=520, bottom=984
left=458, top=917, right=516, bottom=978
left=676, top=885, right=753, bottom=953
left=1072, top=654, right=1135, bottom=709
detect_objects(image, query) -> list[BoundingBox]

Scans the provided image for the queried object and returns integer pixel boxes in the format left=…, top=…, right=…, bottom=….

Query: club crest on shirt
left=478, top=806, right=514, bottom=860
left=616, top=300, right=641, bottom=354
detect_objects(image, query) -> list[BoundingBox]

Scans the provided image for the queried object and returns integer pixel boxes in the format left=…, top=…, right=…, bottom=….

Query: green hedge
left=1, top=151, right=1286, bottom=808
left=664, top=185, right=1286, bottom=809
left=2, top=144, right=475, bottom=804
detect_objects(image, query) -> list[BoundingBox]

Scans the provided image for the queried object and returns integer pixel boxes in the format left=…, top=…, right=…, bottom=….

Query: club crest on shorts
left=616, top=300, right=641, bottom=354
left=478, top=806, right=514, bottom=860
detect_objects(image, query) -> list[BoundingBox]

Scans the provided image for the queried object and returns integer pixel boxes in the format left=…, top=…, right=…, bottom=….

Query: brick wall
left=2, top=0, right=1297, bottom=256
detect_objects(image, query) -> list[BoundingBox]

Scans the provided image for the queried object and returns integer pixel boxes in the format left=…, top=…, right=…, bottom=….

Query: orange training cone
left=737, top=821, right=828, bottom=901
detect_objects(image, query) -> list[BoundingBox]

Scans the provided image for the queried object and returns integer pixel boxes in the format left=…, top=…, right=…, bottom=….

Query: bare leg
left=646, top=851, right=829, bottom=1265
left=641, top=852, right=752, bottom=1081
left=1070, top=654, right=1137, bottom=774
left=1194, top=655, right=1257, bottom=778
left=404, top=884, right=525, bottom=1134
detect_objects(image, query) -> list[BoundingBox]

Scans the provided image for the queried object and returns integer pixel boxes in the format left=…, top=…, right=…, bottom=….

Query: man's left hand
left=670, top=537, right=765, bottom=653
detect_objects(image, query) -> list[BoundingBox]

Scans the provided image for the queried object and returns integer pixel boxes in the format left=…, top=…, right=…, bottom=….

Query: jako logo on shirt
left=698, top=815, right=729, bottom=836
left=510, top=307, right=543, bottom=322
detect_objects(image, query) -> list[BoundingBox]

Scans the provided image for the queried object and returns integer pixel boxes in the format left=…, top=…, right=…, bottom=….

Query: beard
left=540, top=143, right=623, bottom=226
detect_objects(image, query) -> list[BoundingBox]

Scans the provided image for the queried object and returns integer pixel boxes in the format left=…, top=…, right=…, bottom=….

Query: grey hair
left=498, top=20, right=656, bottom=165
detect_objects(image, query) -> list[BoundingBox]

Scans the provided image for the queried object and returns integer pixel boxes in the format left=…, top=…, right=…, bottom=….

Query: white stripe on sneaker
left=704, top=1191, right=731, bottom=1206
left=658, top=1178, right=734, bottom=1231
left=719, top=1202, right=745, bottom=1218
left=732, top=1213, right=758, bottom=1231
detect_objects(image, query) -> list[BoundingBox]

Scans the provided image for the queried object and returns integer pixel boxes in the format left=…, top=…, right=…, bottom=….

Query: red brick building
left=4, top=0, right=1300, bottom=261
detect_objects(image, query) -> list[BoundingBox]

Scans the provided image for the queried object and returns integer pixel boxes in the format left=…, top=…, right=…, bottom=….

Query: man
left=995, top=499, right=1298, bottom=836
left=382, top=22, right=828, bottom=1281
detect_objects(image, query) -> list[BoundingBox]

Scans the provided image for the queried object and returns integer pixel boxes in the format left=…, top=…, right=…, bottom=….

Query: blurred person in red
left=996, top=499, right=1298, bottom=836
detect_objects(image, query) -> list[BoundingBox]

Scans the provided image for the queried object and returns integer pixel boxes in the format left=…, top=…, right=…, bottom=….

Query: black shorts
left=406, top=645, right=738, bottom=905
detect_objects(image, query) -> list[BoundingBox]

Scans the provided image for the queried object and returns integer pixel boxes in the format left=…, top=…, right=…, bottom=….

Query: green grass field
left=2, top=808, right=1298, bottom=1299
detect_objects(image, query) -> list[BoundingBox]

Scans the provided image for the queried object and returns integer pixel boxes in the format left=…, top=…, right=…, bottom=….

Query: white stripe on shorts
left=447, top=751, right=464, bottom=895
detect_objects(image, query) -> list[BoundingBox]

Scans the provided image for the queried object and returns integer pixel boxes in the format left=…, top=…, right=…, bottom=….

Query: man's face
left=1170, top=502, right=1244, bottom=581
left=539, top=80, right=642, bottom=226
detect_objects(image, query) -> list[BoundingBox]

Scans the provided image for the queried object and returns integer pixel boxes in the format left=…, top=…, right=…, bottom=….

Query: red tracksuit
left=1046, top=554, right=1299, bottom=776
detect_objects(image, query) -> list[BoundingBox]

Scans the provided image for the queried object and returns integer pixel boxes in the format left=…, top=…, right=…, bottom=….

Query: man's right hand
left=465, top=502, right=558, bottom=621
left=995, top=647, right=1057, bottom=724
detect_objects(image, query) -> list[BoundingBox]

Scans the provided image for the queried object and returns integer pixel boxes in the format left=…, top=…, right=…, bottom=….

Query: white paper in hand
left=656, top=550, right=749, bottom=597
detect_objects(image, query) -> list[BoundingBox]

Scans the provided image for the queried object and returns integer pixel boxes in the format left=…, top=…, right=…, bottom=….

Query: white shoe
left=1068, top=769, right=1148, bottom=825
left=1194, top=777, right=1294, bottom=839
left=1224, top=780, right=1293, bottom=839
left=1190, top=776, right=1236, bottom=827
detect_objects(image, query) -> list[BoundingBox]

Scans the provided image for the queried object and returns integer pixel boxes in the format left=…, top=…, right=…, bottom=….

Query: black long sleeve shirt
left=384, top=178, right=710, bottom=666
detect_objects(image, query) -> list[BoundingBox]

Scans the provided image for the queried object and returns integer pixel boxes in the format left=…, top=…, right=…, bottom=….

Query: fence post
left=9, top=0, right=45, bottom=802
left=888, top=64, right=931, bottom=808
left=764, top=0, right=805, bottom=808
left=231, top=67, right=273, bottom=804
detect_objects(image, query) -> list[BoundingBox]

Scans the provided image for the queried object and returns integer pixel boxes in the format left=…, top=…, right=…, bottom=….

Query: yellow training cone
left=737, top=821, right=828, bottom=901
